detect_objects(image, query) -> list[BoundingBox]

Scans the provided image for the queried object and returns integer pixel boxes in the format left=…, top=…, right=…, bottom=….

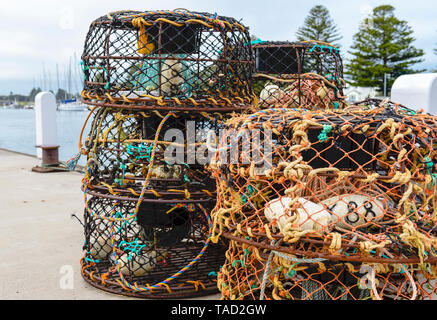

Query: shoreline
left=0, top=147, right=36, bottom=158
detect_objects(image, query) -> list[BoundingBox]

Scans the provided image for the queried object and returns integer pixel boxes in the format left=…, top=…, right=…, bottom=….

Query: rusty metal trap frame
left=252, top=40, right=345, bottom=110
left=78, top=105, right=234, bottom=297
left=207, top=99, right=437, bottom=299
left=217, top=238, right=437, bottom=300
left=80, top=9, right=255, bottom=112
left=80, top=194, right=226, bottom=298
left=82, top=107, right=228, bottom=198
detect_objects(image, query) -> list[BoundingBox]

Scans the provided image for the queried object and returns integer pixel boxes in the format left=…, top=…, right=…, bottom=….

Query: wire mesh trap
left=78, top=104, right=232, bottom=297
left=252, top=40, right=345, bottom=110
left=80, top=194, right=226, bottom=298
left=208, top=99, right=437, bottom=300
left=80, top=10, right=254, bottom=112
left=82, top=107, right=224, bottom=198
left=77, top=9, right=256, bottom=298
left=218, top=238, right=437, bottom=300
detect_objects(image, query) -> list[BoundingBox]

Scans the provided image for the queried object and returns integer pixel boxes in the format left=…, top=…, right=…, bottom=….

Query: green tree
left=29, top=87, right=42, bottom=101
left=435, top=30, right=437, bottom=56
left=434, top=32, right=437, bottom=72
left=434, top=31, right=437, bottom=65
left=345, top=5, right=425, bottom=94
left=296, top=5, right=342, bottom=47
left=55, top=88, right=72, bottom=101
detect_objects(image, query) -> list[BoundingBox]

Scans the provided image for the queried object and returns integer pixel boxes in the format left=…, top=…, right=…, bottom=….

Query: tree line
left=294, top=4, right=434, bottom=95
left=1, top=88, right=78, bottom=104
left=7, top=5, right=435, bottom=101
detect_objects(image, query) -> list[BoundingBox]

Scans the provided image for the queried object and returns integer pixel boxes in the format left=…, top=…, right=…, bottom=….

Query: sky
left=0, top=0, right=436, bottom=95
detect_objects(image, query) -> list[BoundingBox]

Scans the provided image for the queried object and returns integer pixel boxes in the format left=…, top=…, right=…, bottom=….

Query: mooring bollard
left=32, top=91, right=60, bottom=173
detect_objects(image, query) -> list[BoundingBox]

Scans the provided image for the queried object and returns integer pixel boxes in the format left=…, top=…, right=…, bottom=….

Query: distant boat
left=58, top=98, right=88, bottom=111
left=10, top=99, right=20, bottom=109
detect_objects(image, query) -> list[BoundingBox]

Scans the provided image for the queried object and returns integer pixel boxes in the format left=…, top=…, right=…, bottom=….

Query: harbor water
left=0, top=108, right=92, bottom=166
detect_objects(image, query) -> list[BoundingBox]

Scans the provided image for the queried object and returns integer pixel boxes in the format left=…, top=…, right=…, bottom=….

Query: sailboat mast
left=42, top=62, right=47, bottom=91
left=67, top=57, right=72, bottom=99
left=73, top=53, right=80, bottom=96
left=47, top=68, right=52, bottom=93
left=56, top=63, right=60, bottom=96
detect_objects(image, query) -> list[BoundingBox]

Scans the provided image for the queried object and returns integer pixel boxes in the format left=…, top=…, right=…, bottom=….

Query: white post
left=391, top=73, right=437, bottom=114
left=35, top=92, right=57, bottom=158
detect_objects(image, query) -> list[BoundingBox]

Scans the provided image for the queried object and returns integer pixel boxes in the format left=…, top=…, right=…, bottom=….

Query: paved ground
left=0, top=149, right=220, bottom=300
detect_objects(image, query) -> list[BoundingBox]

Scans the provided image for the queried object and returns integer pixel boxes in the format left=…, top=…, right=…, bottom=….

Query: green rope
left=118, top=238, right=147, bottom=261
left=114, top=159, right=126, bottom=185
left=309, top=44, right=340, bottom=54
left=318, top=124, right=332, bottom=143
left=80, top=60, right=111, bottom=89
left=127, top=143, right=152, bottom=161
left=285, top=263, right=300, bottom=278
left=85, top=251, right=100, bottom=263
left=114, top=211, right=136, bottom=233
left=249, top=38, right=266, bottom=46
left=100, top=65, right=110, bottom=89
left=241, top=184, right=255, bottom=204
left=80, top=60, right=88, bottom=80
left=231, top=250, right=249, bottom=268
left=424, top=156, right=437, bottom=188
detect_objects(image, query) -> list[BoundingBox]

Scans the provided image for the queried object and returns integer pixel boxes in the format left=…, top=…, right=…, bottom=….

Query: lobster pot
left=79, top=106, right=230, bottom=298
left=218, top=239, right=437, bottom=300
left=253, top=41, right=345, bottom=109
left=209, top=99, right=437, bottom=300
left=81, top=10, right=254, bottom=112
left=83, top=107, right=222, bottom=196
left=81, top=194, right=226, bottom=298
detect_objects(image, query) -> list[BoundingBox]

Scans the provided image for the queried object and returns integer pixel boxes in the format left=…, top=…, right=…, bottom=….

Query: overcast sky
left=1, top=0, right=436, bottom=95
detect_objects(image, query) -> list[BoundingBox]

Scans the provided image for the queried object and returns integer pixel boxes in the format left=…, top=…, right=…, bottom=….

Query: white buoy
left=150, top=164, right=182, bottom=179
left=321, top=194, right=386, bottom=229
left=264, top=197, right=332, bottom=232
left=117, top=251, right=158, bottom=277
left=34, top=92, right=57, bottom=159
left=316, top=85, right=329, bottom=99
left=161, top=57, right=183, bottom=96
left=264, top=194, right=387, bottom=233
left=89, top=236, right=112, bottom=260
left=260, top=84, right=283, bottom=104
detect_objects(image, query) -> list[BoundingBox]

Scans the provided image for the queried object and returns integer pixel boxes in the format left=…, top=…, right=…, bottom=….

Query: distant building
left=343, top=86, right=379, bottom=103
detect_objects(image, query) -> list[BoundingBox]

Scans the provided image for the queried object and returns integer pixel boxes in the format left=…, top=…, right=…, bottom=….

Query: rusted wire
left=77, top=9, right=255, bottom=298
left=209, top=99, right=437, bottom=300
left=80, top=10, right=254, bottom=112
left=252, top=40, right=345, bottom=110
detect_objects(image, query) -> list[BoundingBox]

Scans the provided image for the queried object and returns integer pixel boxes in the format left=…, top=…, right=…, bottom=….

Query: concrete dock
left=0, top=149, right=220, bottom=300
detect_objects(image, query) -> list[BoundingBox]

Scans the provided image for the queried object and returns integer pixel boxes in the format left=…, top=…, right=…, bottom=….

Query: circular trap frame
left=209, top=99, right=437, bottom=299
left=252, top=40, right=345, bottom=110
left=80, top=9, right=255, bottom=112
left=80, top=192, right=226, bottom=299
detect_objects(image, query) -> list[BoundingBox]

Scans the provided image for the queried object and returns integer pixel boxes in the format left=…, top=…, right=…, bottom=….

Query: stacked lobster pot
left=79, top=10, right=254, bottom=298
left=252, top=40, right=345, bottom=110
left=209, top=99, right=437, bottom=300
